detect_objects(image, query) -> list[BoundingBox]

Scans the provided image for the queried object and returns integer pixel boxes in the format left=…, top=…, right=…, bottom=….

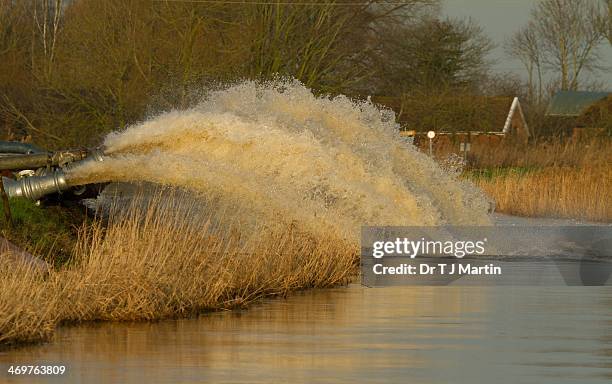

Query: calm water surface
left=1, top=285, right=611, bottom=384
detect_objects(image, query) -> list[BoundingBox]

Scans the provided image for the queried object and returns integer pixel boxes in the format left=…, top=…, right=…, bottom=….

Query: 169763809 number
left=7, top=365, right=66, bottom=376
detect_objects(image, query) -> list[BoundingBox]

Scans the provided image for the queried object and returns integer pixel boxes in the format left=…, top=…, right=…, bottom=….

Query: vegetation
left=471, top=165, right=611, bottom=222
left=0, top=0, right=416, bottom=146
left=578, top=94, right=612, bottom=135
left=466, top=136, right=611, bottom=169
left=0, top=191, right=356, bottom=346
left=0, top=0, right=507, bottom=148
left=368, top=16, right=494, bottom=95
left=1, top=0, right=607, bottom=145
left=506, top=0, right=609, bottom=95
left=461, top=138, right=612, bottom=222
left=0, top=259, right=59, bottom=346
left=0, top=198, right=84, bottom=266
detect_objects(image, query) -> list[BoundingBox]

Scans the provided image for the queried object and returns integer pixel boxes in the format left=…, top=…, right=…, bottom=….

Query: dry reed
left=457, top=138, right=612, bottom=222
left=0, top=259, right=60, bottom=345
left=0, top=190, right=357, bottom=346
left=472, top=166, right=611, bottom=222
left=429, top=137, right=611, bottom=170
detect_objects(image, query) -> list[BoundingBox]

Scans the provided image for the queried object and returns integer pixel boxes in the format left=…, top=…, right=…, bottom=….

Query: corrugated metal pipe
left=1, top=149, right=106, bottom=200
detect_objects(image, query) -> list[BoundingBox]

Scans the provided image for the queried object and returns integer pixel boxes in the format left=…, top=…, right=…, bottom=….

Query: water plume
left=69, top=80, right=492, bottom=241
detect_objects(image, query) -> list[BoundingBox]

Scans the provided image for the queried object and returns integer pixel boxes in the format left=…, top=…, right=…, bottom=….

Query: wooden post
left=0, top=176, right=13, bottom=228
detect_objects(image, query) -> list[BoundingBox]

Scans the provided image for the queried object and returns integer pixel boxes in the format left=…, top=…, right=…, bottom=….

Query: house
left=546, top=91, right=609, bottom=117
left=546, top=91, right=611, bottom=140
left=371, top=94, right=530, bottom=153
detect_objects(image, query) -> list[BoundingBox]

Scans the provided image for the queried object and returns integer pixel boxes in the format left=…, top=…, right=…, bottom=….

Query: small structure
left=546, top=91, right=609, bottom=117
left=371, top=94, right=530, bottom=153
left=546, top=91, right=611, bottom=139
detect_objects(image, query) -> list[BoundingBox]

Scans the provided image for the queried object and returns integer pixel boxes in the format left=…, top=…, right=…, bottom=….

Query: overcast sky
left=442, top=0, right=612, bottom=89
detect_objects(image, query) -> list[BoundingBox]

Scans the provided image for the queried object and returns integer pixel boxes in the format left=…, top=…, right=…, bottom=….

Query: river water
left=1, top=284, right=611, bottom=384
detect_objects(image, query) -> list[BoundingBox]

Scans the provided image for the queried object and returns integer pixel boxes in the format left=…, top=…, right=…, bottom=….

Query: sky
left=442, top=0, right=612, bottom=89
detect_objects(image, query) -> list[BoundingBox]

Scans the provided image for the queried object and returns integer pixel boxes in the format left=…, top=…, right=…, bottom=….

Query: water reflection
left=1, top=286, right=611, bottom=383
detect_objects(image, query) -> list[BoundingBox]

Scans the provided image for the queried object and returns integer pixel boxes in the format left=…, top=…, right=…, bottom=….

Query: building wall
left=410, top=132, right=506, bottom=154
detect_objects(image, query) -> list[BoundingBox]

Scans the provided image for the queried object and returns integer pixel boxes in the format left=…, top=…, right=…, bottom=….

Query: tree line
left=0, top=0, right=610, bottom=148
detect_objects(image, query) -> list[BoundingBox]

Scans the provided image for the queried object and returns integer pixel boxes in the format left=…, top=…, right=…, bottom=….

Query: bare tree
left=505, top=22, right=544, bottom=103
left=604, top=0, right=611, bottom=44
left=31, top=0, right=63, bottom=78
left=240, top=1, right=437, bottom=93
left=511, top=0, right=608, bottom=91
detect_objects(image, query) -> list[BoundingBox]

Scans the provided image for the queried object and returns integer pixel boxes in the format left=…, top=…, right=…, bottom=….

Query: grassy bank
left=0, top=198, right=85, bottom=266
left=0, top=191, right=356, bottom=347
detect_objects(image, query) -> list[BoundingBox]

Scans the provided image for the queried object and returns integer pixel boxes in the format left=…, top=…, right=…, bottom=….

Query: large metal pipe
left=1, top=149, right=106, bottom=200
left=0, top=141, right=44, bottom=154
left=2, top=171, right=69, bottom=200
left=0, top=148, right=89, bottom=171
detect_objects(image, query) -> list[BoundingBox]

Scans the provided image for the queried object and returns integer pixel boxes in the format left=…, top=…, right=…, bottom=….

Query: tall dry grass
left=472, top=166, right=611, bottom=222
left=458, top=138, right=612, bottom=222
left=467, top=138, right=611, bottom=169
left=0, top=191, right=357, bottom=346
left=0, top=259, right=60, bottom=345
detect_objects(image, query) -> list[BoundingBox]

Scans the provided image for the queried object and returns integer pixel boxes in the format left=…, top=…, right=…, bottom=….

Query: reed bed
left=430, top=137, right=611, bottom=169
left=466, top=138, right=611, bottom=169
left=471, top=166, right=611, bottom=222
left=0, top=191, right=357, bottom=346
left=456, top=138, right=612, bottom=222
left=0, top=259, right=60, bottom=345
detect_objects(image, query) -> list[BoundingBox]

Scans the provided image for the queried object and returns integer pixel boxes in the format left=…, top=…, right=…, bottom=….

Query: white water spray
left=69, top=80, right=492, bottom=241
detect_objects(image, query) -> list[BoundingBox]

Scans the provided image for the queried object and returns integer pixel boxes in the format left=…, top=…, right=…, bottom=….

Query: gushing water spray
left=2, top=80, right=492, bottom=240
left=66, top=80, right=492, bottom=240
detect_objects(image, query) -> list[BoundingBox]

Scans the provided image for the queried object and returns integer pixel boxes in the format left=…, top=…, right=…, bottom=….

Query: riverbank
left=1, top=192, right=356, bottom=347
left=3, top=195, right=605, bottom=350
